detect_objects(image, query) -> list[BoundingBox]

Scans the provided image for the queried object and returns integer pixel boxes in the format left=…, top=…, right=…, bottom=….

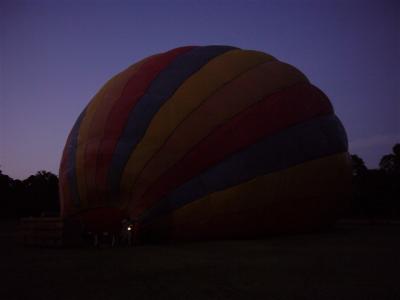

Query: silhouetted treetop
left=0, top=170, right=59, bottom=218
left=351, top=154, right=368, bottom=176
left=380, top=143, right=400, bottom=175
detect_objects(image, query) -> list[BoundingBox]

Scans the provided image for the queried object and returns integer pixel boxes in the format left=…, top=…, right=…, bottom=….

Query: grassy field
left=0, top=222, right=399, bottom=300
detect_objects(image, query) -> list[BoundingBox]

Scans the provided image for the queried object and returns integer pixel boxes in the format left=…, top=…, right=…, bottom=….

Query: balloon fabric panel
left=59, top=130, right=74, bottom=215
left=63, top=109, right=86, bottom=208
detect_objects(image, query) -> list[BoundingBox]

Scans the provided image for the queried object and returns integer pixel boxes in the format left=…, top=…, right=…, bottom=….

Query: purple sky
left=1, top=0, right=399, bottom=179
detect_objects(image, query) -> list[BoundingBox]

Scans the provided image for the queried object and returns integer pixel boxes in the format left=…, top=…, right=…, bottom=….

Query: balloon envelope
left=59, top=46, right=352, bottom=240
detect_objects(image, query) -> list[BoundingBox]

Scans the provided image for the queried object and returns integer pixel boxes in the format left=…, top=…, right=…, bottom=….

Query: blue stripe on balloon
left=108, top=45, right=236, bottom=195
left=66, top=109, right=86, bottom=208
left=140, top=114, right=348, bottom=222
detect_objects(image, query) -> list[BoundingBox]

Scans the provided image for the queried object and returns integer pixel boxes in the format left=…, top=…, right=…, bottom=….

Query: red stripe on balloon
left=90, top=46, right=194, bottom=202
left=133, top=83, right=333, bottom=215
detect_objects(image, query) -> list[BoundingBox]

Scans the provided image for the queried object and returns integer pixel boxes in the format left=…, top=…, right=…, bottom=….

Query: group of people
left=84, top=218, right=140, bottom=248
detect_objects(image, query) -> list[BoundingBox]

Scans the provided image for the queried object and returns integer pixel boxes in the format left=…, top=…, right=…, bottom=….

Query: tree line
left=0, top=170, right=59, bottom=219
left=350, top=143, right=400, bottom=220
left=0, top=143, right=399, bottom=220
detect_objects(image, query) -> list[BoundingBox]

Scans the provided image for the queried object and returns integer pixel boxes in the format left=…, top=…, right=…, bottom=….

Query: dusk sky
left=1, top=0, right=399, bottom=179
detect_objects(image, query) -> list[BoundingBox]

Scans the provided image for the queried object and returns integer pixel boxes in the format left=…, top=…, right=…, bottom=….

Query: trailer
left=17, top=217, right=82, bottom=247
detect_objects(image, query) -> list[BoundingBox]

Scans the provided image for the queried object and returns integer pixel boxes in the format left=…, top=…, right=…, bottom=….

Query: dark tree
left=0, top=170, right=16, bottom=217
left=22, top=171, right=60, bottom=216
left=351, top=154, right=368, bottom=177
left=350, top=148, right=399, bottom=219
left=379, top=143, right=400, bottom=175
left=379, top=143, right=400, bottom=218
left=350, top=155, right=369, bottom=217
left=0, top=170, right=59, bottom=219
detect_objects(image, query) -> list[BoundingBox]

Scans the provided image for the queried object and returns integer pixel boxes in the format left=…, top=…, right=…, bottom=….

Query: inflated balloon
left=59, top=45, right=352, bottom=240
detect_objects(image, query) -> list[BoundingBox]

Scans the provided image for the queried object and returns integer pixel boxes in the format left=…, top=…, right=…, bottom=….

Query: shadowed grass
left=0, top=223, right=399, bottom=299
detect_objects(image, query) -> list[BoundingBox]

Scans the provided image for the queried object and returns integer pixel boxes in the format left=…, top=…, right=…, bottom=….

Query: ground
left=0, top=221, right=399, bottom=300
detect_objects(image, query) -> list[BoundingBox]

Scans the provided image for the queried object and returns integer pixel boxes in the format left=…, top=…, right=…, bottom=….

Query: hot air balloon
left=59, top=45, right=352, bottom=241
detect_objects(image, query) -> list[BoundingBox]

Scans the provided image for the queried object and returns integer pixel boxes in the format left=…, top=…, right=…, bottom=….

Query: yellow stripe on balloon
left=119, top=49, right=275, bottom=203
left=147, top=153, right=352, bottom=239
left=75, top=57, right=152, bottom=208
